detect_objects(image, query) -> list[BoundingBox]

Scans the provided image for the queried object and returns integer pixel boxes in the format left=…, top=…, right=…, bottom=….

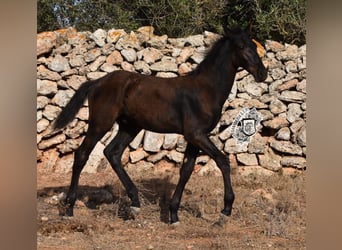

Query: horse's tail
left=53, top=80, right=97, bottom=130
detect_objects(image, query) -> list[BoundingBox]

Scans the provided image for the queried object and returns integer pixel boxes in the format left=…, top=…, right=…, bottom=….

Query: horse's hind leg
left=103, top=123, right=141, bottom=215
left=169, top=143, right=199, bottom=224
left=59, top=122, right=110, bottom=216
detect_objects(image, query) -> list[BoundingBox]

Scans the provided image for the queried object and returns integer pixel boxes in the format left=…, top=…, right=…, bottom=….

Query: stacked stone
left=37, top=27, right=306, bottom=175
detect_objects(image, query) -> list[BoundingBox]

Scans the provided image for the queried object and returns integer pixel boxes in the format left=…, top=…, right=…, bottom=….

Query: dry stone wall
left=37, top=27, right=306, bottom=175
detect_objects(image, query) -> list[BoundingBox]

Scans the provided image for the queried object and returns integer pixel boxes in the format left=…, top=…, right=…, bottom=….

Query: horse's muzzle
left=255, top=68, right=268, bottom=82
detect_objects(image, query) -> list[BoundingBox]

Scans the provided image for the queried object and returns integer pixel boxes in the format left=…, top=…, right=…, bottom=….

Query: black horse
left=53, top=27, right=267, bottom=225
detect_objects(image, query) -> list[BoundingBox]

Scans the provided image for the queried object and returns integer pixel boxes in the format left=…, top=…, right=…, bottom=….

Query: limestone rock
left=143, top=131, right=164, bottom=152
left=51, top=89, right=75, bottom=107
left=37, top=80, right=58, bottom=96
left=90, top=29, right=107, bottom=47
left=37, top=119, right=50, bottom=133
left=69, top=55, right=86, bottom=67
left=136, top=26, right=154, bottom=43
left=87, top=72, right=107, bottom=80
left=269, top=99, right=287, bottom=114
left=276, top=44, right=299, bottom=61
left=130, top=130, right=145, bottom=149
left=167, top=150, right=184, bottom=163
left=281, top=156, right=306, bottom=169
left=290, top=119, right=305, bottom=134
left=177, top=47, right=194, bottom=64
left=139, top=47, right=163, bottom=64
left=287, top=103, right=303, bottom=123
left=263, top=116, right=289, bottom=130
left=296, top=126, right=306, bottom=147
left=246, top=82, right=264, bottom=97
left=236, top=153, right=258, bottom=166
left=37, top=96, right=49, bottom=109
left=285, top=60, right=298, bottom=73
left=84, top=48, right=102, bottom=62
left=185, top=34, right=204, bottom=47
left=37, top=65, right=62, bottom=81
left=121, top=62, right=135, bottom=72
left=38, top=134, right=66, bottom=150
left=296, top=79, right=306, bottom=93
left=57, top=138, right=82, bottom=154
left=89, top=56, right=106, bottom=71
left=277, top=79, right=298, bottom=91
left=163, top=134, right=179, bottom=150
left=275, top=127, right=291, bottom=141
left=178, top=63, right=193, bottom=75
left=130, top=148, right=149, bottom=163
left=147, top=34, right=168, bottom=49
left=115, top=31, right=141, bottom=50
left=76, top=107, right=89, bottom=121
left=265, top=40, right=285, bottom=52
left=270, top=68, right=286, bottom=80
left=106, top=50, right=124, bottom=65
left=121, top=48, right=137, bottom=62
left=156, top=72, right=178, bottom=78
left=150, top=60, right=178, bottom=72
left=107, top=29, right=127, bottom=44
left=48, top=54, right=70, bottom=72
left=147, top=151, right=168, bottom=163
left=224, top=138, right=248, bottom=154
left=83, top=142, right=106, bottom=173
left=65, top=121, right=87, bottom=139
left=270, top=139, right=302, bottom=155
left=191, top=49, right=205, bottom=64
left=37, top=31, right=57, bottom=56
left=134, top=61, right=151, bottom=75
left=279, top=91, right=306, bottom=103
left=258, top=147, right=282, bottom=171
left=43, top=105, right=61, bottom=121
left=248, top=133, right=266, bottom=153
left=67, top=75, right=87, bottom=90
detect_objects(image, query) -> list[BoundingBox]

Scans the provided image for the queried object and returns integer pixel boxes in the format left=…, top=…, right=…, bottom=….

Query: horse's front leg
left=169, top=143, right=199, bottom=224
left=185, top=132, right=235, bottom=226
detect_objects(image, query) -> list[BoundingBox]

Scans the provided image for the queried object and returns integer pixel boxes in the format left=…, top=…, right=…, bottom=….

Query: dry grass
left=37, top=163, right=306, bottom=249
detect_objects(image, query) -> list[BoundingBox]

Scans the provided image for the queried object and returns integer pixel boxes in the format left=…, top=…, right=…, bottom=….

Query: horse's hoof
left=170, top=221, right=180, bottom=228
left=61, top=215, right=73, bottom=220
left=213, top=213, right=229, bottom=227
left=130, top=206, right=141, bottom=217
left=58, top=201, right=74, bottom=217
left=59, top=208, right=74, bottom=217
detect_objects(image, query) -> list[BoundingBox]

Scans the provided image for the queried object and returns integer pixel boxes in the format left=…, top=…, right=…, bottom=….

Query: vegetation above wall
left=37, top=0, right=306, bottom=45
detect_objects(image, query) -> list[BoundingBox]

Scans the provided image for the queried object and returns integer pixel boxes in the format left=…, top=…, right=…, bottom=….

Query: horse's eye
left=237, top=44, right=244, bottom=49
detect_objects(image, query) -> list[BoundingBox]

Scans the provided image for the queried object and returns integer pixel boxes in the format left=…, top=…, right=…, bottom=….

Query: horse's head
left=226, top=27, right=268, bottom=82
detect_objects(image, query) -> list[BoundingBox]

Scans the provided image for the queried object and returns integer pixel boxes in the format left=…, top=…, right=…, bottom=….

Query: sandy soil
left=37, top=160, right=306, bottom=249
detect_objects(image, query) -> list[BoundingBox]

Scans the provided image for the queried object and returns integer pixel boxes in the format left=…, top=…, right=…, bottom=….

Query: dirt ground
left=37, top=160, right=306, bottom=250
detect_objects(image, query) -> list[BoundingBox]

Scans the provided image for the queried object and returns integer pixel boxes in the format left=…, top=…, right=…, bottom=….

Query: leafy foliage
left=37, top=0, right=306, bottom=45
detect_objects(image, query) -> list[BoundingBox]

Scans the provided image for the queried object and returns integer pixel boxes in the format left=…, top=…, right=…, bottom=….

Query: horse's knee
left=103, top=146, right=121, bottom=164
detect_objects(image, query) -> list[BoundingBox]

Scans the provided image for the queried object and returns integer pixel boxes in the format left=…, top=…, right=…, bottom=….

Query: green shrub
left=254, top=0, right=306, bottom=45
left=37, top=0, right=306, bottom=45
left=224, top=0, right=306, bottom=45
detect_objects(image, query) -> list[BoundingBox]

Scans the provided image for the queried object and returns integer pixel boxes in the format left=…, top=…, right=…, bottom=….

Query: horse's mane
left=188, top=27, right=243, bottom=76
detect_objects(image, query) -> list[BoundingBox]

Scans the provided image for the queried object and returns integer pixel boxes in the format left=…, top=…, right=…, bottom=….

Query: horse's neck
left=201, top=58, right=237, bottom=107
